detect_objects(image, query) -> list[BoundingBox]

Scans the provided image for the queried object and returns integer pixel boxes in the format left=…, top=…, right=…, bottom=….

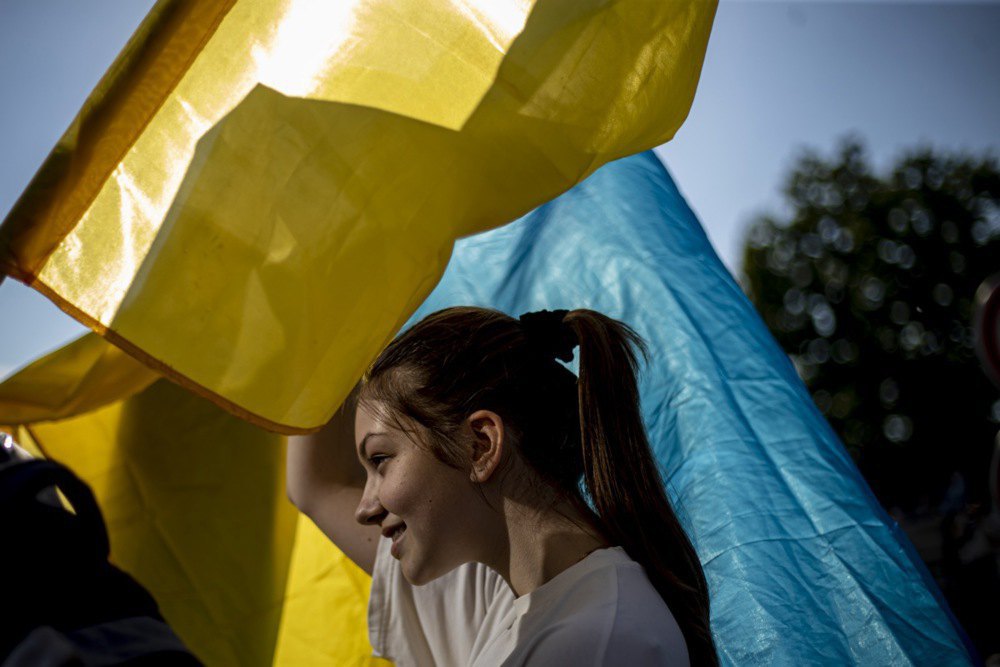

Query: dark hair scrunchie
left=518, top=309, right=577, bottom=363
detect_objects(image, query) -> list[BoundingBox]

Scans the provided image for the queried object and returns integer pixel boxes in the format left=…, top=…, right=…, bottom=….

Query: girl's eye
left=369, top=455, right=389, bottom=470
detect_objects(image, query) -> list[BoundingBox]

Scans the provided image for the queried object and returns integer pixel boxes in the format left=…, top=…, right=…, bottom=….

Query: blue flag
left=406, top=151, right=973, bottom=665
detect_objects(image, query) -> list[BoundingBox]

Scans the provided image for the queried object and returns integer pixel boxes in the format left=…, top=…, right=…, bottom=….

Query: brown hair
left=360, top=306, right=717, bottom=665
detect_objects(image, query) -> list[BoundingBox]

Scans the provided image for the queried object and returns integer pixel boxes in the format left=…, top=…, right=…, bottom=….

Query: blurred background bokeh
left=741, top=138, right=1000, bottom=658
left=2, top=0, right=998, bottom=661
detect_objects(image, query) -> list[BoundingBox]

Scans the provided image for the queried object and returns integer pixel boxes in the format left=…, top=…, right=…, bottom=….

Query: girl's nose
left=355, top=481, right=386, bottom=526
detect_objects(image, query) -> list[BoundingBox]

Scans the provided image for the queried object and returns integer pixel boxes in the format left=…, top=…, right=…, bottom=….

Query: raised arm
left=286, top=386, right=381, bottom=574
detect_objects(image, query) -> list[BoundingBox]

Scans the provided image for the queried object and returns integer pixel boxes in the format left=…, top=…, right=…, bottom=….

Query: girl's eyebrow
left=359, top=431, right=388, bottom=460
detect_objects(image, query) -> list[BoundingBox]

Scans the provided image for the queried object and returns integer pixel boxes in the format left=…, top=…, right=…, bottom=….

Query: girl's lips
left=390, top=526, right=406, bottom=558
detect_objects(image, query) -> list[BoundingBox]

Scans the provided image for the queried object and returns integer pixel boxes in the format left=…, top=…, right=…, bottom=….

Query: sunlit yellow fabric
left=0, top=335, right=390, bottom=666
left=0, top=333, right=158, bottom=423
left=0, top=0, right=716, bottom=431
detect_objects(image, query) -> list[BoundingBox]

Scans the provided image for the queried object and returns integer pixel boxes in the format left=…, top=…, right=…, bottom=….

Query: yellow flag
left=0, top=1, right=716, bottom=431
left=0, top=334, right=388, bottom=666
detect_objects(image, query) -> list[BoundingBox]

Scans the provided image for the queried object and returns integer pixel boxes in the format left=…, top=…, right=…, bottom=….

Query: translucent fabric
left=0, top=0, right=716, bottom=432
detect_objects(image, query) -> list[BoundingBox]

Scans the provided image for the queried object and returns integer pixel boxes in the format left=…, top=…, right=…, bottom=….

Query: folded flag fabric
left=0, top=0, right=716, bottom=432
left=0, top=332, right=158, bottom=424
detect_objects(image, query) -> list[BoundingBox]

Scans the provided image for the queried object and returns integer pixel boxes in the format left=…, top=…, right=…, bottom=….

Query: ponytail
left=566, top=310, right=718, bottom=666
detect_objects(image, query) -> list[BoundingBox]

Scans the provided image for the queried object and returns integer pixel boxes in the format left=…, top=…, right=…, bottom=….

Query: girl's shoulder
left=480, top=547, right=691, bottom=666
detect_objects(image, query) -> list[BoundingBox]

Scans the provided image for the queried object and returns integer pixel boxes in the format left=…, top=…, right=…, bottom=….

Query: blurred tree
left=742, top=138, right=1000, bottom=513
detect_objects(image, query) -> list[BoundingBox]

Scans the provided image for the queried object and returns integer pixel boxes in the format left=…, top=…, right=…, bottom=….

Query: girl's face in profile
left=354, top=401, right=485, bottom=585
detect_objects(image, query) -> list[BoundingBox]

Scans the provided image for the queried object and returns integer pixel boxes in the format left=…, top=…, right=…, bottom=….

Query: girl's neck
left=490, top=496, right=610, bottom=598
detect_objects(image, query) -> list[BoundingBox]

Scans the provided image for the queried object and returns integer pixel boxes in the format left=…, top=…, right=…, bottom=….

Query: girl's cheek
left=380, top=480, right=406, bottom=510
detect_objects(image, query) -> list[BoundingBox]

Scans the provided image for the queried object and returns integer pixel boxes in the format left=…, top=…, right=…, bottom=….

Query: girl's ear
left=466, top=410, right=505, bottom=483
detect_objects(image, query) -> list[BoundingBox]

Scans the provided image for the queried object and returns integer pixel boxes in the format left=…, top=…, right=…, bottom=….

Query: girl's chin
left=398, top=553, right=443, bottom=587
left=400, top=563, right=431, bottom=586
left=402, top=556, right=466, bottom=587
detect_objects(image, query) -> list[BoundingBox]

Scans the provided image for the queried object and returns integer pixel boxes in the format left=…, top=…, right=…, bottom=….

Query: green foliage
left=742, top=138, right=1000, bottom=511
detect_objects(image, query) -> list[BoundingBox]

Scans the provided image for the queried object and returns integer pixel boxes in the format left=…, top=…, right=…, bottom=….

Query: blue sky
left=1, top=1, right=998, bottom=378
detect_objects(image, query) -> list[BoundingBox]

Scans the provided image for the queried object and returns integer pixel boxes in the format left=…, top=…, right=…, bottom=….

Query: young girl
left=287, top=307, right=716, bottom=665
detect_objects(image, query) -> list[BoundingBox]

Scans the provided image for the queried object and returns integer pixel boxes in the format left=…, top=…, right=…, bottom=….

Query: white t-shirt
left=367, top=535, right=690, bottom=666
